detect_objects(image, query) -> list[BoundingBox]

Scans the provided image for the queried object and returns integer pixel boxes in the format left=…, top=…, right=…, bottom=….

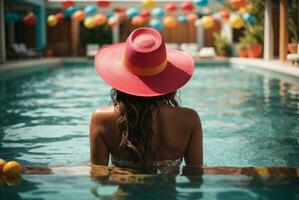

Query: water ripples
left=0, top=65, right=299, bottom=167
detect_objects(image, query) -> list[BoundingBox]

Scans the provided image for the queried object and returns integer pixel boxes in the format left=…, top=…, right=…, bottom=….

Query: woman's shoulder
left=93, top=105, right=115, bottom=114
left=90, top=106, right=117, bottom=130
left=169, top=106, right=200, bottom=120
left=177, top=106, right=199, bottom=115
left=164, top=105, right=201, bottom=127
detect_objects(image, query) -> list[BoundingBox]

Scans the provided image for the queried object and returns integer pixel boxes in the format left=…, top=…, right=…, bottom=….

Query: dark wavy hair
left=110, top=88, right=180, bottom=165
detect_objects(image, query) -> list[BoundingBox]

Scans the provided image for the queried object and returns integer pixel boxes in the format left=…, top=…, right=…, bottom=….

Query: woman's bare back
left=90, top=104, right=203, bottom=166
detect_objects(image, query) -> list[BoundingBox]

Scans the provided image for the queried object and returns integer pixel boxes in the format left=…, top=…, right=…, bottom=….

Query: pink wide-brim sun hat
left=94, top=27, right=194, bottom=97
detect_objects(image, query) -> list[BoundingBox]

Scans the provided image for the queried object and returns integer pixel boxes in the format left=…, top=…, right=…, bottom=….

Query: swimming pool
left=1, top=165, right=299, bottom=200
left=0, top=63, right=299, bottom=167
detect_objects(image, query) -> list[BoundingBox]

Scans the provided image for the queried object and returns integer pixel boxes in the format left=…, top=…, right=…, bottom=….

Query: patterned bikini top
left=111, top=155, right=183, bottom=168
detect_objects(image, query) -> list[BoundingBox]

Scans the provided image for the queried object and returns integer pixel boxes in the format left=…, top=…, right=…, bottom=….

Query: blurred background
left=0, top=0, right=298, bottom=63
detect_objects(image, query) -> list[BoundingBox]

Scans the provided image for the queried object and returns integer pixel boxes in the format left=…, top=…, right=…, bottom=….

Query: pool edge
left=22, top=165, right=299, bottom=177
left=0, top=57, right=298, bottom=79
left=229, top=57, right=299, bottom=79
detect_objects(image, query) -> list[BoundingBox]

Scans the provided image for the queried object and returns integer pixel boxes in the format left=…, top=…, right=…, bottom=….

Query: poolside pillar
left=35, top=3, right=46, bottom=52
left=0, top=0, right=6, bottom=64
left=196, top=22, right=204, bottom=49
left=112, top=14, right=119, bottom=44
left=7, top=23, right=15, bottom=46
left=263, top=0, right=274, bottom=60
left=71, top=19, right=80, bottom=56
left=221, top=22, right=233, bottom=43
left=279, top=0, right=288, bottom=62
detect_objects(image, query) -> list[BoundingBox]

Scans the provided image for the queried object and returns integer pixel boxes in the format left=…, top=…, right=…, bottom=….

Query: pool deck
left=0, top=58, right=62, bottom=73
left=230, top=58, right=299, bottom=78
left=0, top=57, right=298, bottom=79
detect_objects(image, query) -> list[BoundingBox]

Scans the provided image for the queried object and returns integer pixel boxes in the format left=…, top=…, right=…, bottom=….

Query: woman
left=90, top=28, right=203, bottom=168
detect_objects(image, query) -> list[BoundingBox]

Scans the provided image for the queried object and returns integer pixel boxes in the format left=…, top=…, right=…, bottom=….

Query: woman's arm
left=184, top=111, right=203, bottom=166
left=89, top=110, right=110, bottom=166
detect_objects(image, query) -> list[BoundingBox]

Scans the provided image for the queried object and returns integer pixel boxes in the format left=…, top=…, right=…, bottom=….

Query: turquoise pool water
left=0, top=64, right=299, bottom=167
left=1, top=173, right=299, bottom=200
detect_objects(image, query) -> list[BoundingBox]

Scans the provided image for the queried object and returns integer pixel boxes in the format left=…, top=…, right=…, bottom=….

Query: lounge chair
left=86, top=44, right=99, bottom=58
left=287, top=44, right=299, bottom=65
left=11, top=43, right=39, bottom=59
left=198, top=47, right=216, bottom=59
left=180, top=43, right=198, bottom=56
left=166, top=43, right=179, bottom=50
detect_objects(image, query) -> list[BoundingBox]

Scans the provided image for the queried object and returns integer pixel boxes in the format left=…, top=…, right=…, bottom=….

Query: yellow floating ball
left=84, top=17, right=96, bottom=29
left=201, top=16, right=215, bottom=29
left=0, top=158, right=6, bottom=174
left=229, top=15, right=244, bottom=29
left=142, top=0, right=156, bottom=10
left=163, top=16, right=177, bottom=29
left=239, top=7, right=247, bottom=14
left=3, top=161, right=22, bottom=178
left=47, top=15, right=58, bottom=27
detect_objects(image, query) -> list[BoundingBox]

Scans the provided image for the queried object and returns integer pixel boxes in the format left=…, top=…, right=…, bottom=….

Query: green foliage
left=228, top=0, right=265, bottom=50
left=236, top=36, right=248, bottom=51
left=243, top=24, right=264, bottom=45
left=287, top=0, right=299, bottom=43
left=244, top=0, right=264, bottom=44
left=236, top=24, right=264, bottom=51
left=248, top=0, right=265, bottom=25
left=213, top=32, right=231, bottom=54
left=79, top=23, right=112, bottom=45
left=272, top=0, right=298, bottom=43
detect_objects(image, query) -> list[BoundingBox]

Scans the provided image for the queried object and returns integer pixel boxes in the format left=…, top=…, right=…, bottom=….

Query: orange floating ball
left=72, top=10, right=85, bottom=22
left=187, top=13, right=198, bottom=23
left=163, top=16, right=177, bottom=29
left=131, top=16, right=145, bottom=26
left=230, top=0, right=248, bottom=9
left=0, top=159, right=6, bottom=174
left=218, top=10, right=230, bottom=21
left=3, top=161, right=22, bottom=178
left=93, top=14, right=107, bottom=25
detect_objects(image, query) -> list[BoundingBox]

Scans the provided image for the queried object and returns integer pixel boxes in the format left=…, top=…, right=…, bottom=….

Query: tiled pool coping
left=22, top=165, right=299, bottom=177
left=0, top=57, right=298, bottom=79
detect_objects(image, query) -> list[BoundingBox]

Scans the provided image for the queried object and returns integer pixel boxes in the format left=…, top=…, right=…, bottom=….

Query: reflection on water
left=1, top=165, right=299, bottom=200
left=182, top=67, right=299, bottom=167
left=0, top=65, right=299, bottom=166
